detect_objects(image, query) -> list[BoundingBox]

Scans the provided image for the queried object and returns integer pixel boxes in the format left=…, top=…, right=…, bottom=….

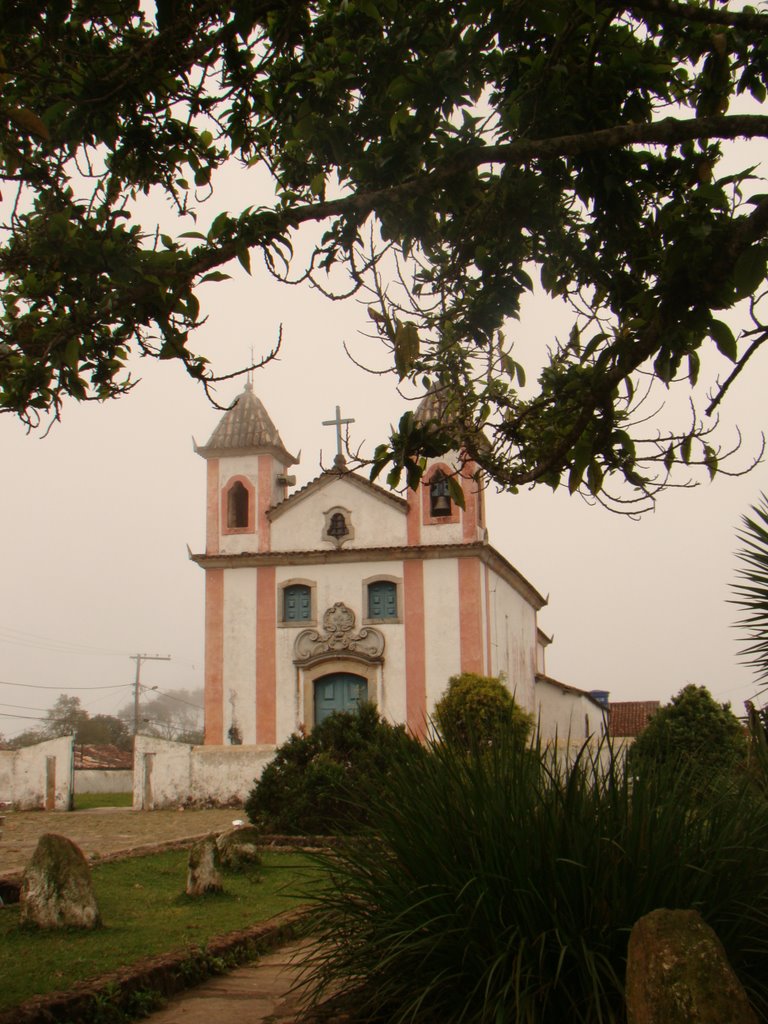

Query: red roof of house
left=608, top=701, right=660, bottom=738
left=73, top=744, right=133, bottom=770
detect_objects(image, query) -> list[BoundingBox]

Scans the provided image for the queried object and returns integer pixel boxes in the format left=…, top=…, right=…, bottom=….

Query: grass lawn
left=73, top=792, right=134, bottom=810
left=0, top=849, right=317, bottom=1010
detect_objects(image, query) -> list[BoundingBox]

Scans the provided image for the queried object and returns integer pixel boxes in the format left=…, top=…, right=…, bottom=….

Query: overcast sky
left=1, top=157, right=767, bottom=738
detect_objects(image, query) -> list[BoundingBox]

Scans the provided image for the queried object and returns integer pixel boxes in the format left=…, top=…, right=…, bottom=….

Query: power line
left=0, top=680, right=132, bottom=691
left=0, top=701, right=51, bottom=711
left=146, top=686, right=203, bottom=711
left=0, top=624, right=130, bottom=657
left=0, top=711, right=47, bottom=721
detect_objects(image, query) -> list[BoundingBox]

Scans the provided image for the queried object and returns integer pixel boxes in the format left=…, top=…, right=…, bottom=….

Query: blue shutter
left=368, top=581, right=397, bottom=619
left=284, top=585, right=311, bottom=621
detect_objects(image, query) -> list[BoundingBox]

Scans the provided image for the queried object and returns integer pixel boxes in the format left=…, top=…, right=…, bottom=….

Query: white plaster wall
left=487, top=570, right=538, bottom=712
left=421, top=519, right=465, bottom=546
left=274, top=559, right=407, bottom=736
left=190, top=746, right=274, bottom=805
left=75, top=769, right=133, bottom=794
left=133, top=734, right=273, bottom=808
left=223, top=567, right=257, bottom=743
left=270, top=478, right=407, bottom=551
left=423, top=559, right=462, bottom=716
left=535, top=679, right=607, bottom=746
left=1, top=735, right=74, bottom=810
left=0, top=751, right=12, bottom=803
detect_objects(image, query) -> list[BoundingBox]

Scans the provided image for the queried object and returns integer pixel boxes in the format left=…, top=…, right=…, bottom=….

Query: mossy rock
left=186, top=838, right=223, bottom=896
left=626, top=908, right=758, bottom=1024
left=216, top=826, right=263, bottom=874
left=20, top=833, right=101, bottom=929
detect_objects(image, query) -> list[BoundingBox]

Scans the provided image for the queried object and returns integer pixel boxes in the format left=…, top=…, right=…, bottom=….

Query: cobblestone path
left=0, top=807, right=239, bottom=877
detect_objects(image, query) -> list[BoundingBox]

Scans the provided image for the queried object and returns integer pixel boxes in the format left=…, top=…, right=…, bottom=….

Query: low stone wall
left=74, top=769, right=133, bottom=795
left=133, top=736, right=275, bottom=809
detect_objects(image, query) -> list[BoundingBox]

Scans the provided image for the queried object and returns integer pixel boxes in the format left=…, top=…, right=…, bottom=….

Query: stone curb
left=1, top=832, right=338, bottom=902
left=0, top=831, right=227, bottom=901
left=0, top=906, right=312, bottom=1024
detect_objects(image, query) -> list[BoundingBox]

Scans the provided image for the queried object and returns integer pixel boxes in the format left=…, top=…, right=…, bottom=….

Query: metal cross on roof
left=322, top=405, right=355, bottom=464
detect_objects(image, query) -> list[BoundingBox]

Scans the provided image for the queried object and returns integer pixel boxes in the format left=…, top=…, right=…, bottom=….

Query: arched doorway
left=314, top=672, right=368, bottom=725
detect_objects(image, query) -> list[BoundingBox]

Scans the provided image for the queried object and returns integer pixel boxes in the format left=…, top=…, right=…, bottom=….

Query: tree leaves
left=0, top=1, right=767, bottom=508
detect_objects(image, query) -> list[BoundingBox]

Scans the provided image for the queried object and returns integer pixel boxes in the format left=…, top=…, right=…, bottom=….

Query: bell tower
left=194, top=383, right=298, bottom=744
left=405, top=391, right=486, bottom=547
left=195, top=382, right=298, bottom=557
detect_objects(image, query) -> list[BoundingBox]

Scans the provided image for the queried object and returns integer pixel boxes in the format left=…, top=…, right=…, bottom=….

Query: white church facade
left=190, top=384, right=605, bottom=750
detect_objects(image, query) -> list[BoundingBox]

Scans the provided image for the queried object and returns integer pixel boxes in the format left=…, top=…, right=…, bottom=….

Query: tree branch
left=184, top=114, right=768, bottom=280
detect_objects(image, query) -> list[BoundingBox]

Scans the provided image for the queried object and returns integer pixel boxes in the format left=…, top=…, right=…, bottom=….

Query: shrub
left=304, top=735, right=768, bottom=1023
left=433, top=672, right=533, bottom=750
left=244, top=703, right=418, bottom=835
left=628, top=684, right=747, bottom=787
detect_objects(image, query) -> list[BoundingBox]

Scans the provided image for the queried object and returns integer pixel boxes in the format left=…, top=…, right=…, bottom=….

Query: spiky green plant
left=733, top=493, right=768, bottom=687
left=303, top=735, right=768, bottom=1024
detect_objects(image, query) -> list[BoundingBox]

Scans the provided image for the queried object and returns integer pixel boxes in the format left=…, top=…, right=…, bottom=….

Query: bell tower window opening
left=328, top=512, right=349, bottom=539
left=430, top=472, right=452, bottom=518
left=227, top=480, right=249, bottom=528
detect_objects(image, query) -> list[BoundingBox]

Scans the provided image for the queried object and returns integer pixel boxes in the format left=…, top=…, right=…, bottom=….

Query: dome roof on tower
left=413, top=388, right=491, bottom=455
left=195, top=383, right=297, bottom=464
left=414, top=389, right=449, bottom=425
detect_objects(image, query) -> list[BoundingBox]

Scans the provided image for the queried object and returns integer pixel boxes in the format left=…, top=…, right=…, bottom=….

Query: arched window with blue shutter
left=283, top=583, right=312, bottom=622
left=367, top=580, right=397, bottom=620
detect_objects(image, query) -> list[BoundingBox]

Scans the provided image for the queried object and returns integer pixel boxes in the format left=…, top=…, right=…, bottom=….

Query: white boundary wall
left=74, top=769, right=133, bottom=794
left=0, top=735, right=74, bottom=810
left=133, top=735, right=274, bottom=809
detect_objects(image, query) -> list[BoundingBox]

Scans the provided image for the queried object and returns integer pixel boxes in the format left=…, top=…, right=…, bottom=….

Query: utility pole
left=130, top=653, right=171, bottom=735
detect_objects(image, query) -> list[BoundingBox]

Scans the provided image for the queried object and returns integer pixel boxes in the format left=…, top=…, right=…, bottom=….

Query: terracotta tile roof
left=73, top=744, right=133, bottom=770
left=608, top=701, right=660, bottom=738
left=197, top=385, right=297, bottom=464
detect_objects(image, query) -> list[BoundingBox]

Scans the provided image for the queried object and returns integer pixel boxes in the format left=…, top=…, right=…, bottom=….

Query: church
left=190, top=384, right=605, bottom=750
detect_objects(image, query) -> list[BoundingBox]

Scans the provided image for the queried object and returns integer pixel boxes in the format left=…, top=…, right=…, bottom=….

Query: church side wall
left=484, top=568, right=538, bottom=712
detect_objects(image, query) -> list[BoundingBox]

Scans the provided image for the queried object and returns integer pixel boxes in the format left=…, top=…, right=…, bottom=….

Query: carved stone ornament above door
left=294, top=602, right=385, bottom=664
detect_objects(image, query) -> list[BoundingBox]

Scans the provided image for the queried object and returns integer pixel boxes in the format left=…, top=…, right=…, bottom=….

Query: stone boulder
left=20, top=833, right=101, bottom=929
left=186, top=837, right=223, bottom=896
left=216, top=826, right=263, bottom=873
left=626, top=908, right=758, bottom=1024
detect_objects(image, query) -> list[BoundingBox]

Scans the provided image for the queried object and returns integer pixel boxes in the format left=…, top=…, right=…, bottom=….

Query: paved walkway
left=1, top=809, right=334, bottom=1024
left=0, top=807, right=239, bottom=876
left=142, top=939, right=315, bottom=1024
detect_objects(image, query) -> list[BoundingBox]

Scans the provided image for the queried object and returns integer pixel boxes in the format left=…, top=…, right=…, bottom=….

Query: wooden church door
left=314, top=673, right=368, bottom=725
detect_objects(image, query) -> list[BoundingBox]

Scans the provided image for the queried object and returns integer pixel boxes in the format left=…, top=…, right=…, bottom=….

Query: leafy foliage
left=117, top=688, right=204, bottom=743
left=433, top=672, right=533, bottom=750
left=305, top=735, right=768, bottom=1023
left=734, top=493, right=768, bottom=686
left=3, top=3, right=768, bottom=508
left=245, top=703, right=418, bottom=834
left=40, top=695, right=131, bottom=749
left=628, top=684, right=746, bottom=784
